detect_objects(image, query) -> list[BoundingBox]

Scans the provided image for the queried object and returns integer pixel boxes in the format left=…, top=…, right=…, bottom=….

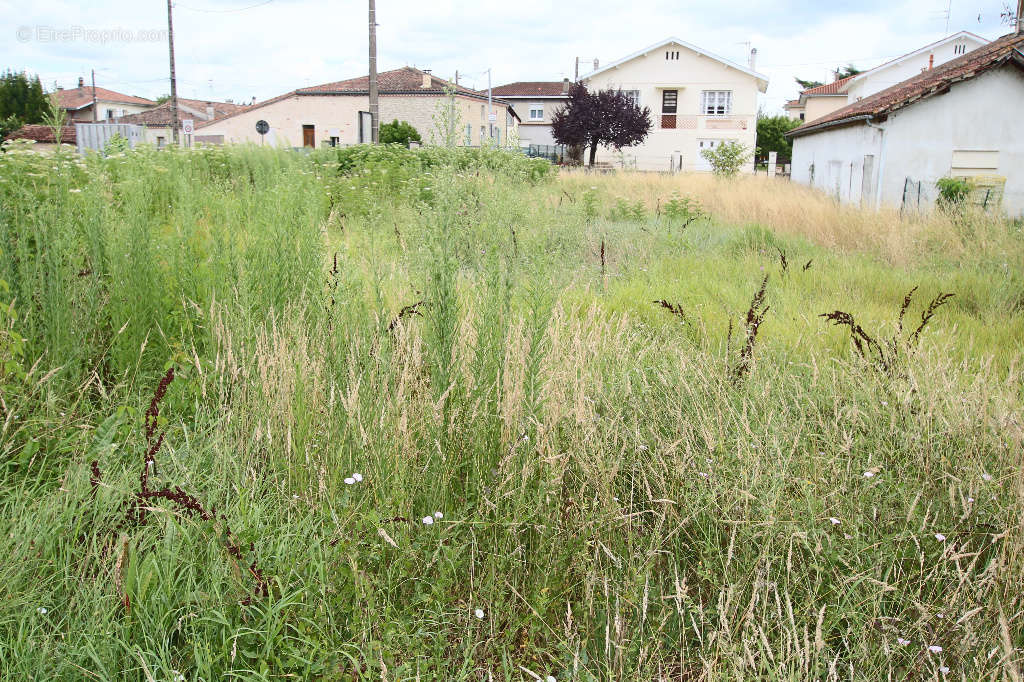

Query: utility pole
left=454, top=70, right=459, bottom=86
left=1018, top=0, right=1023, bottom=33
left=486, top=67, right=493, bottom=140
left=368, top=0, right=379, bottom=143
left=91, top=69, right=97, bottom=122
left=166, top=0, right=179, bottom=145
left=574, top=57, right=579, bottom=82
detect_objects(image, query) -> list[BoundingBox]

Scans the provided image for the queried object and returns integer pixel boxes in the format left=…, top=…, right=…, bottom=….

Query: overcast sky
left=1, top=0, right=1016, bottom=113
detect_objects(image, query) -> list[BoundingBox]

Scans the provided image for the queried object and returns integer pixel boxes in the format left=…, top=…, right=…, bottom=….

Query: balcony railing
left=659, top=115, right=751, bottom=131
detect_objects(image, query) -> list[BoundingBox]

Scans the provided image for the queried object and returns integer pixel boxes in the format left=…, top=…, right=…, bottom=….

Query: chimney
left=593, top=58, right=600, bottom=71
left=78, top=76, right=84, bottom=88
left=562, top=77, right=570, bottom=94
left=421, top=69, right=432, bottom=88
left=250, top=96, right=256, bottom=105
left=748, top=47, right=757, bottom=71
left=206, top=102, right=215, bottom=119
left=928, top=53, right=934, bottom=70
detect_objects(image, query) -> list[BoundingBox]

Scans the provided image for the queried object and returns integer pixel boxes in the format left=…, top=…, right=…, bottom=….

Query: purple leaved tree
left=551, top=84, right=652, bottom=167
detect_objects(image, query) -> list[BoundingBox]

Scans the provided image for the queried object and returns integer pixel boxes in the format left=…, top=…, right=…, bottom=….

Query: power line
left=173, top=0, right=274, bottom=13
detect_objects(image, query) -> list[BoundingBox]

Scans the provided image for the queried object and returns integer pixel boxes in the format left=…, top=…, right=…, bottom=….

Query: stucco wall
left=583, top=41, right=762, bottom=171
left=791, top=65, right=1024, bottom=217
left=197, top=93, right=513, bottom=147
left=803, top=96, right=848, bottom=123
left=69, top=101, right=153, bottom=122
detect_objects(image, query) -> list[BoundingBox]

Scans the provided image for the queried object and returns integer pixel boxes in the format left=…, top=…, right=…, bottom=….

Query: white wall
left=791, top=123, right=883, bottom=206
left=583, top=41, right=763, bottom=172
left=791, top=65, right=1024, bottom=217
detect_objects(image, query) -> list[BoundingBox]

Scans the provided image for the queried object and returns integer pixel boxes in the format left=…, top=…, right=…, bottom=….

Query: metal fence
left=521, top=144, right=566, bottom=163
left=75, top=123, right=144, bottom=155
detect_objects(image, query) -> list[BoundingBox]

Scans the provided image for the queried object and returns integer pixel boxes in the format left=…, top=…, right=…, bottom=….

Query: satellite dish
left=255, top=120, right=270, bottom=135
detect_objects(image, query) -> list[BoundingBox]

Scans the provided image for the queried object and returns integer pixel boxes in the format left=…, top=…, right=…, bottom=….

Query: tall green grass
left=0, top=143, right=1020, bottom=680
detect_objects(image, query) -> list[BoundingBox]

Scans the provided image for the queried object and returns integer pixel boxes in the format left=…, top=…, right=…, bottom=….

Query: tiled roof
left=790, top=31, right=1024, bottom=138
left=55, top=86, right=155, bottom=110
left=298, top=67, right=484, bottom=98
left=119, top=98, right=245, bottom=126
left=198, top=67, right=512, bottom=129
left=490, top=81, right=568, bottom=97
left=800, top=75, right=856, bottom=97
left=783, top=99, right=802, bottom=108
left=7, top=124, right=77, bottom=144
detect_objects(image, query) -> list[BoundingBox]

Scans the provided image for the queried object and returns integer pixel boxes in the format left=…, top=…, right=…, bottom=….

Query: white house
left=787, top=32, right=1024, bottom=218
left=196, top=67, right=517, bottom=148
left=489, top=80, right=570, bottom=147
left=784, top=32, right=989, bottom=123
left=54, top=78, right=156, bottom=122
left=580, top=37, right=768, bottom=172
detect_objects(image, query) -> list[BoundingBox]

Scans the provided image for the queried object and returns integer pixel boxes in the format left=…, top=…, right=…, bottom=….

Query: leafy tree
left=700, top=140, right=752, bottom=177
left=156, top=94, right=171, bottom=104
left=835, top=64, right=863, bottom=79
left=755, top=113, right=800, bottom=160
left=794, top=77, right=824, bottom=90
left=551, top=84, right=651, bottom=167
left=379, top=119, right=422, bottom=147
left=1, top=114, right=23, bottom=143
left=0, top=70, right=48, bottom=124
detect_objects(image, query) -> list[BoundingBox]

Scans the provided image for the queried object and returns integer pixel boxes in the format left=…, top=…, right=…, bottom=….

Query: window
left=529, top=104, right=544, bottom=121
left=156, top=136, right=165, bottom=148
left=701, top=90, right=732, bottom=116
left=329, top=136, right=340, bottom=147
left=799, top=112, right=805, bottom=121
left=105, top=109, right=115, bottom=120
left=620, top=89, right=640, bottom=106
left=466, top=124, right=472, bottom=145
left=953, top=43, right=967, bottom=55
left=661, top=90, right=678, bottom=113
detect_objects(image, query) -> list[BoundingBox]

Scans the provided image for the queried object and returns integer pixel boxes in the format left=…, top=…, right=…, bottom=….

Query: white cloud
left=0, top=0, right=1014, bottom=113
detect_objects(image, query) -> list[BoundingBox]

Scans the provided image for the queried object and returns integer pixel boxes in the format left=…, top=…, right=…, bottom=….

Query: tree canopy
left=0, top=70, right=48, bottom=126
left=755, top=113, right=801, bottom=161
left=379, top=119, right=422, bottom=147
left=551, top=84, right=651, bottom=167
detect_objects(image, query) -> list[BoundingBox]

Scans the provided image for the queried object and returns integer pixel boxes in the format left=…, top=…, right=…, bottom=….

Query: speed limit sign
left=182, top=119, right=195, bottom=135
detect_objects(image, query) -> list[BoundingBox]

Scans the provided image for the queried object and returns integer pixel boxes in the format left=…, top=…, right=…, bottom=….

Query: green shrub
left=701, top=140, right=751, bottom=177
left=936, top=176, right=973, bottom=209
left=379, top=119, right=422, bottom=147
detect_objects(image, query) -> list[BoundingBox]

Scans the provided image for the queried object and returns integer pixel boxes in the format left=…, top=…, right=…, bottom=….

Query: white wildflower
left=897, top=637, right=910, bottom=645
left=37, top=607, right=47, bottom=615
left=422, top=516, right=434, bottom=525
left=433, top=511, right=443, bottom=519
left=939, top=666, right=949, bottom=675
left=829, top=517, right=841, bottom=525
left=352, top=473, right=363, bottom=482
left=69, top=188, right=82, bottom=193
left=934, top=533, right=946, bottom=542
left=982, top=473, right=993, bottom=481
left=844, top=533, right=853, bottom=540
left=967, top=497, right=975, bottom=503
left=928, top=645, right=942, bottom=653
left=546, top=677, right=556, bottom=682
left=344, top=477, right=355, bottom=485
left=698, top=472, right=709, bottom=479
left=474, top=608, right=484, bottom=619
left=863, top=471, right=875, bottom=478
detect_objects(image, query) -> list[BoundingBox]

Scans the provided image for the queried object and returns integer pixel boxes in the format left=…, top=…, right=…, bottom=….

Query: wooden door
left=302, top=125, right=315, bottom=148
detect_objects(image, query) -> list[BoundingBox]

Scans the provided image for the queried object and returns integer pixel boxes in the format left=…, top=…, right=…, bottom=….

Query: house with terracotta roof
left=787, top=31, right=1024, bottom=216
left=578, top=37, right=768, bottom=172
left=489, top=80, right=570, bottom=146
left=118, top=98, right=246, bottom=147
left=196, top=67, right=518, bottom=148
left=784, top=32, right=989, bottom=123
left=54, top=78, right=156, bottom=122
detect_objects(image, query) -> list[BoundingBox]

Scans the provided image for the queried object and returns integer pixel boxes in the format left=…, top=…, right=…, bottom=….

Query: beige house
left=54, top=78, right=156, bottom=122
left=197, top=67, right=518, bottom=148
left=784, top=31, right=989, bottom=123
left=580, top=37, right=768, bottom=172
left=489, top=80, right=570, bottom=147
left=118, top=98, right=246, bottom=147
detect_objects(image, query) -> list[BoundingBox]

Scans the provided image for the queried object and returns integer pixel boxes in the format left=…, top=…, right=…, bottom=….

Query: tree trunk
left=589, top=142, right=598, bottom=167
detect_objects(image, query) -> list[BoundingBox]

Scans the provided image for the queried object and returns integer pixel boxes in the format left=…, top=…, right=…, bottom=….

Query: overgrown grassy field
left=1, top=143, right=1021, bottom=681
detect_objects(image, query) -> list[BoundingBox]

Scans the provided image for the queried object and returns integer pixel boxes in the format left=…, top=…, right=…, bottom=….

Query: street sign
left=182, top=119, right=195, bottom=135
left=255, top=120, right=270, bottom=135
